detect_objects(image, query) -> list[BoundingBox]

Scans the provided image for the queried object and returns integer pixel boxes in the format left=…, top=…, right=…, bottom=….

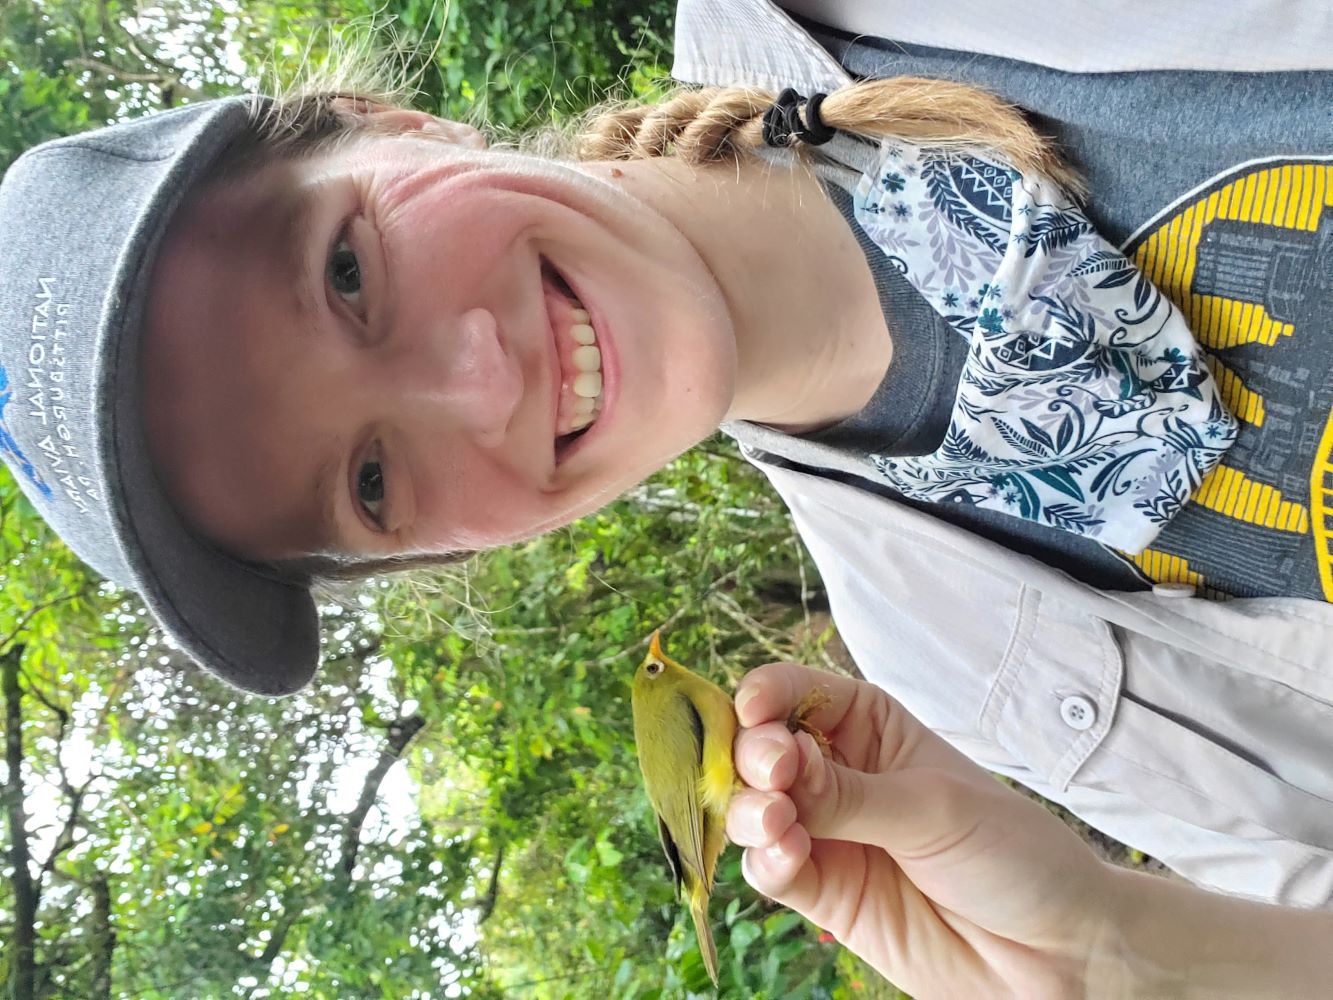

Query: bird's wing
left=681, top=674, right=737, bottom=817
left=656, top=812, right=685, bottom=894
left=644, top=693, right=709, bottom=889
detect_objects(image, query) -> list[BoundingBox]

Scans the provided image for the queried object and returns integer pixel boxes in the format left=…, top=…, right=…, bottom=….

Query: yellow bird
left=631, top=629, right=737, bottom=986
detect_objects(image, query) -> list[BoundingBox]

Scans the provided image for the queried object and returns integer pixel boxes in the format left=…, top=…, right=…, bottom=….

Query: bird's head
left=633, top=628, right=687, bottom=690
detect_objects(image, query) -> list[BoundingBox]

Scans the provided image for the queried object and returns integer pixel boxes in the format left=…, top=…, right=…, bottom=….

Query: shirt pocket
left=984, top=586, right=1333, bottom=886
left=979, top=584, right=1124, bottom=792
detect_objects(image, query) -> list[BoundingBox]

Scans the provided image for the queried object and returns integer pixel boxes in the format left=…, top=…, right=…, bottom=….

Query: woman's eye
left=327, top=236, right=363, bottom=308
left=356, top=459, right=385, bottom=526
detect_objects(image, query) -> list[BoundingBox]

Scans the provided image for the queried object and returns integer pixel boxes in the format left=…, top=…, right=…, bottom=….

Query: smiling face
left=141, top=125, right=737, bottom=563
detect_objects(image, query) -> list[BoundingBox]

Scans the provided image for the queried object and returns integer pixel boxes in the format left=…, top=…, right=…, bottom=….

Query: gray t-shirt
left=733, top=20, right=1333, bottom=600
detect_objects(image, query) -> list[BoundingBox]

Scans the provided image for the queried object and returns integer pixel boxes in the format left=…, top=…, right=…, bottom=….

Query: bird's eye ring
left=645, top=658, right=664, bottom=676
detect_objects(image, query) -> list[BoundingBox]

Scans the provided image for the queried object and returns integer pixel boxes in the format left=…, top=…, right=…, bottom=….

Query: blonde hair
left=202, top=24, right=425, bottom=183
left=576, top=80, right=1084, bottom=196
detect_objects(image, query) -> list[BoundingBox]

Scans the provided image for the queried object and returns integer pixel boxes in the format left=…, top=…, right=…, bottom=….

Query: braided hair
left=576, top=79, right=1084, bottom=195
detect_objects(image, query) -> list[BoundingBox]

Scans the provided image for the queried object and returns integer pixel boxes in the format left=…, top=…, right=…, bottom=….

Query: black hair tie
left=761, top=88, right=836, bottom=148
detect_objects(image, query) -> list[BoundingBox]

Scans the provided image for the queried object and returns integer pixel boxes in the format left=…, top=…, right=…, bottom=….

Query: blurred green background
left=0, top=3, right=1147, bottom=997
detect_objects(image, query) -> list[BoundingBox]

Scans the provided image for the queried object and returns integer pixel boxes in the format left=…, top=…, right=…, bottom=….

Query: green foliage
left=0, top=0, right=676, bottom=175
left=364, top=0, right=678, bottom=127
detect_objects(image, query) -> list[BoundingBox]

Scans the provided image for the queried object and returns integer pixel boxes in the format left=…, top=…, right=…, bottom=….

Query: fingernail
left=735, top=685, right=759, bottom=721
left=741, top=849, right=764, bottom=891
left=730, top=797, right=762, bottom=843
left=756, top=739, right=786, bottom=785
left=742, top=847, right=779, bottom=894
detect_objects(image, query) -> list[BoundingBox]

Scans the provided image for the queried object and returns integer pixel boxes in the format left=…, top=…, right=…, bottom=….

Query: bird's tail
left=689, top=880, right=718, bottom=986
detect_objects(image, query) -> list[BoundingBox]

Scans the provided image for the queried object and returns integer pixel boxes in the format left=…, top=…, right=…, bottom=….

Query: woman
left=1, top=0, right=1330, bottom=923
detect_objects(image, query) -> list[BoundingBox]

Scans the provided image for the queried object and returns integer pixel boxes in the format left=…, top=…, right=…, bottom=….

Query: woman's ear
left=328, top=97, right=487, bottom=149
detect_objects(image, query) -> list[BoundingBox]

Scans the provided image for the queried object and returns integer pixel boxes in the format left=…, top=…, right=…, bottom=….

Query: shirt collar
left=671, top=0, right=851, bottom=92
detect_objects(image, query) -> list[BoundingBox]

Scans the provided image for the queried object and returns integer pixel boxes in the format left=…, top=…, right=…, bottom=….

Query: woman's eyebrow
left=279, top=181, right=326, bottom=340
left=310, top=451, right=343, bottom=553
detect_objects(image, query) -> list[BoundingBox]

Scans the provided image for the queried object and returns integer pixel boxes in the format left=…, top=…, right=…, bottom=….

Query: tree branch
left=63, top=57, right=173, bottom=84
left=18, top=663, right=90, bottom=894
left=504, top=965, right=607, bottom=991
left=3, top=644, right=37, bottom=1000
left=0, top=592, right=80, bottom=654
left=475, top=843, right=505, bottom=924
left=116, top=15, right=185, bottom=75
left=239, top=719, right=428, bottom=999
left=255, top=904, right=301, bottom=969
left=89, top=874, right=114, bottom=1000
left=36, top=738, right=90, bottom=892
left=338, top=715, right=426, bottom=879
left=241, top=894, right=306, bottom=999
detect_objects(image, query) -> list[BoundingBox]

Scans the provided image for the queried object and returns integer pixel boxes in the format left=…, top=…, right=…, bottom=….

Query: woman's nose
left=394, top=307, right=523, bottom=448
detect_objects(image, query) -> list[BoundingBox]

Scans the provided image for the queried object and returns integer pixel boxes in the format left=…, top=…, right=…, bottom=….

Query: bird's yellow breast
left=698, top=742, right=736, bottom=818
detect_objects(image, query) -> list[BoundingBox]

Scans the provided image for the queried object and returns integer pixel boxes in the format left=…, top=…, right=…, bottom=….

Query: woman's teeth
left=565, top=306, right=603, bottom=433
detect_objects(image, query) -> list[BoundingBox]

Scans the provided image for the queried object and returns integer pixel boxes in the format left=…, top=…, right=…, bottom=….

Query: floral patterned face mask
left=853, top=144, right=1237, bottom=553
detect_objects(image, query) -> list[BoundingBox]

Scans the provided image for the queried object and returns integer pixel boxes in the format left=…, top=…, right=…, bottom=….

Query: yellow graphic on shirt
left=1192, top=465, right=1310, bottom=532
left=1123, top=160, right=1333, bottom=599
left=1126, top=549, right=1204, bottom=590
left=1314, top=413, right=1333, bottom=600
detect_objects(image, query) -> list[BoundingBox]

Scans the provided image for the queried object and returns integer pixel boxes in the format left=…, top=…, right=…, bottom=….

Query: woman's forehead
left=144, top=157, right=345, bottom=561
left=186, top=133, right=434, bottom=238
left=190, top=152, right=325, bottom=229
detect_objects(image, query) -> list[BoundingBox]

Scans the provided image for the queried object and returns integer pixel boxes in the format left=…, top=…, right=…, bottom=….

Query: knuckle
left=832, top=762, right=866, bottom=828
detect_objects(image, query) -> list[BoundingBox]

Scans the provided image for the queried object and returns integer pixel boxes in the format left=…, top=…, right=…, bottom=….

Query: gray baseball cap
left=0, top=97, right=320, bottom=695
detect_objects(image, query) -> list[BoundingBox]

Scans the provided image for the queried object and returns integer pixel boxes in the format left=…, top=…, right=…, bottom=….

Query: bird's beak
left=648, top=629, right=665, bottom=660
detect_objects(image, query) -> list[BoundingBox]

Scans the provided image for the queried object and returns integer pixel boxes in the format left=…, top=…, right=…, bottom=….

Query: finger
left=726, top=789, right=797, bottom=848
left=734, top=662, right=863, bottom=732
left=789, top=735, right=1001, bottom=858
left=734, top=723, right=799, bottom=791
left=744, top=834, right=884, bottom=944
left=793, top=730, right=831, bottom=797
left=740, top=822, right=812, bottom=899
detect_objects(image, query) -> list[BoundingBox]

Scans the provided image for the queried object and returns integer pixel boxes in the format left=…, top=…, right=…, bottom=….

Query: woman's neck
left=585, top=153, right=892, bottom=432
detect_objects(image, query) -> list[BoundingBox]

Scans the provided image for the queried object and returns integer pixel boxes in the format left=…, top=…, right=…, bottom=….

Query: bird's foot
left=786, top=688, right=833, bottom=757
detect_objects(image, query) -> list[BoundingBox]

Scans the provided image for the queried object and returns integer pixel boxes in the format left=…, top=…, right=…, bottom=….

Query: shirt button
left=1060, top=695, right=1097, bottom=731
left=1152, top=581, right=1196, bottom=598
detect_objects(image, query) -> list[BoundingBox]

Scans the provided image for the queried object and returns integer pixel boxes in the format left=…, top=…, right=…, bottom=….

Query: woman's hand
left=727, top=662, right=1109, bottom=1000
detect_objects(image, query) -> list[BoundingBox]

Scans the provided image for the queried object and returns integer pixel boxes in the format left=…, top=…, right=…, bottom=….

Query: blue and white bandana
left=852, top=144, right=1239, bottom=553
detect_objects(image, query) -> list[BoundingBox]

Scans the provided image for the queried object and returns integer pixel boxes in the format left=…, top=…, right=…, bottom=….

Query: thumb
left=791, top=731, right=1001, bottom=860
